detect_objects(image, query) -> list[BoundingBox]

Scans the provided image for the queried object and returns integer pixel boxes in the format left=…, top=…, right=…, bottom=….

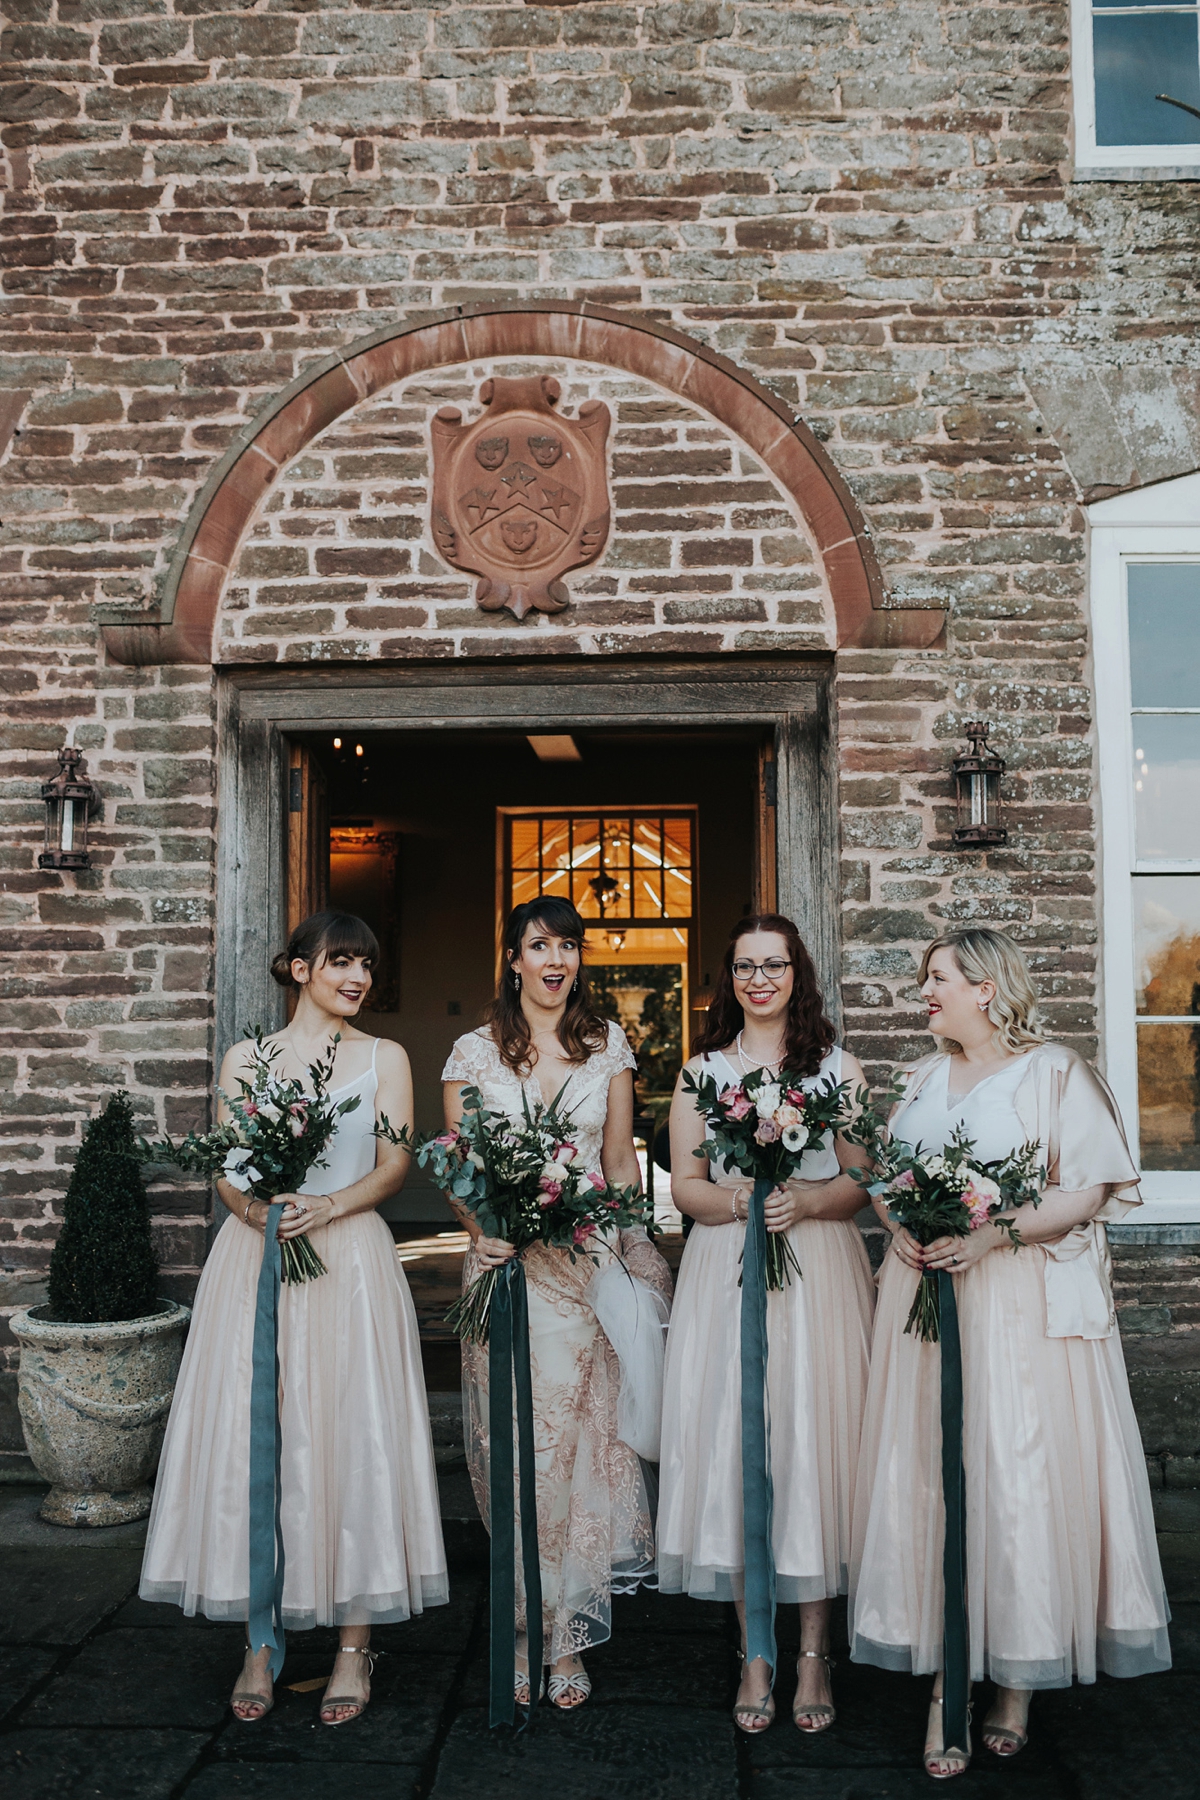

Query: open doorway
left=286, top=726, right=762, bottom=1223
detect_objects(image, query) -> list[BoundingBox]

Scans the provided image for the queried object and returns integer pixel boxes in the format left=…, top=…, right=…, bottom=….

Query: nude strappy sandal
left=733, top=1654, right=775, bottom=1734
left=231, top=1643, right=274, bottom=1722
left=320, top=1646, right=382, bottom=1726
left=924, top=1695, right=973, bottom=1780
left=793, top=1649, right=836, bottom=1732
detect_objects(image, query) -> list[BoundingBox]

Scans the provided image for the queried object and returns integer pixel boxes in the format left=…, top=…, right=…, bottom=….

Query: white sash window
left=1092, top=473, right=1200, bottom=1218
left=1073, top=0, right=1200, bottom=173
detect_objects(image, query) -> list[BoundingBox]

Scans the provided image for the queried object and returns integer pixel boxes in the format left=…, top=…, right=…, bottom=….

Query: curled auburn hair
left=488, top=896, right=609, bottom=1076
left=270, top=910, right=379, bottom=992
left=692, top=912, right=836, bottom=1077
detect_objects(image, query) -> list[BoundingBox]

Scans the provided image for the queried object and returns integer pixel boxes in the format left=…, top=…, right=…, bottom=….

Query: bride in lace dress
left=442, top=896, right=672, bottom=1710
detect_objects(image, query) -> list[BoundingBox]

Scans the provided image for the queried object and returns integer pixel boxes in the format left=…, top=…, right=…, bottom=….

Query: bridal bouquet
left=681, top=1062, right=854, bottom=1289
left=850, top=1112, right=1045, bottom=1341
left=139, top=1028, right=362, bottom=1284
left=379, top=1084, right=653, bottom=1344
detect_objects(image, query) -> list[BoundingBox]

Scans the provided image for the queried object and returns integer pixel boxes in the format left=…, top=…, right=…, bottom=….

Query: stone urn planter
left=11, top=1300, right=190, bottom=1526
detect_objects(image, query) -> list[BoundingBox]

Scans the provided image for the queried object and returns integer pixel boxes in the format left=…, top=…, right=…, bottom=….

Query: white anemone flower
left=222, top=1148, right=262, bottom=1192
left=781, top=1125, right=806, bottom=1153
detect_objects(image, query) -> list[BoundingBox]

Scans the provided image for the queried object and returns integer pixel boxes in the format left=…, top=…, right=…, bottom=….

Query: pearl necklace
left=734, top=1030, right=785, bottom=1074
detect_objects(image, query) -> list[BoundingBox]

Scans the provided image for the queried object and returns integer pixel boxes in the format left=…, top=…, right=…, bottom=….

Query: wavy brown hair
left=487, top=896, right=609, bottom=1076
left=692, top=912, right=836, bottom=1077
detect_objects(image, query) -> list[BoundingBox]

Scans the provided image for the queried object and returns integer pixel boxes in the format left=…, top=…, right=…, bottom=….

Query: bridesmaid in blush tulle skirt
left=140, top=911, right=447, bottom=1727
left=658, top=913, right=875, bottom=1736
left=849, top=928, right=1170, bottom=1780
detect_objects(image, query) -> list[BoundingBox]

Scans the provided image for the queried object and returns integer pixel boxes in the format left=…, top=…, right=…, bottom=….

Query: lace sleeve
left=441, top=1031, right=484, bottom=1085
left=606, top=1020, right=638, bottom=1077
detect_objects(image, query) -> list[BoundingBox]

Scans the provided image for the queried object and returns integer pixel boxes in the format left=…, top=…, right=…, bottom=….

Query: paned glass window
left=1093, top=2, right=1200, bottom=146
left=506, top=810, right=695, bottom=925
left=1127, top=564, right=1200, bottom=1169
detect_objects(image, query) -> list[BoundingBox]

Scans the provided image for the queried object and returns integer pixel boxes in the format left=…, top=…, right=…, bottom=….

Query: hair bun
left=269, top=950, right=295, bottom=990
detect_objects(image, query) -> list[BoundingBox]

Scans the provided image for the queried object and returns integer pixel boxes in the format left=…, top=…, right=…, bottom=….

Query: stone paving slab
left=429, top=1702, right=738, bottom=1800
left=0, top=1548, right=142, bottom=1647
left=24, top=1624, right=246, bottom=1731
left=0, top=1727, right=211, bottom=1799
left=0, top=1647, right=57, bottom=1721
left=187, top=1766, right=422, bottom=1800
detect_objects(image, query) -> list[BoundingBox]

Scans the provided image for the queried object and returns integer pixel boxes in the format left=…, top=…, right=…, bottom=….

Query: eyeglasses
left=731, top=959, right=791, bottom=982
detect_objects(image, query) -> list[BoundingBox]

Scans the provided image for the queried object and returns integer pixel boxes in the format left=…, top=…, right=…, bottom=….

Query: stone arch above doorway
left=98, top=304, right=945, bottom=666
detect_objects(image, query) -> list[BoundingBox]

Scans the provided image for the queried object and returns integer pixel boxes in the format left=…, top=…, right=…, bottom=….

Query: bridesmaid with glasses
left=659, top=913, right=875, bottom=1735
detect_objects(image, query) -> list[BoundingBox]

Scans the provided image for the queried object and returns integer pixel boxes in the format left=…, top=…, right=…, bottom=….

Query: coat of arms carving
left=430, top=375, right=611, bottom=619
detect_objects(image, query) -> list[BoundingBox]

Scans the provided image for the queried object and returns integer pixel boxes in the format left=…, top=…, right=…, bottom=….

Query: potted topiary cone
left=11, top=1092, right=190, bottom=1526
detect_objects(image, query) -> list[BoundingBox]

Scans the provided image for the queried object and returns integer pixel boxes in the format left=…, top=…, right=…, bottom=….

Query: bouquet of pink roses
left=681, top=1061, right=854, bottom=1289
left=848, top=1114, right=1045, bottom=1340
left=139, top=1028, right=361, bottom=1285
left=378, top=1083, right=654, bottom=1343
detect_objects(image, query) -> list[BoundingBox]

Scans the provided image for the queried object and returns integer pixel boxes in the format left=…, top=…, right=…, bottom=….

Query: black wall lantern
left=952, top=721, right=1007, bottom=848
left=39, top=747, right=97, bottom=870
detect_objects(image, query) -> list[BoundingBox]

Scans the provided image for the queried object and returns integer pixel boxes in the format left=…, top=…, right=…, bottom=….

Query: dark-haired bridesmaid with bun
left=659, top=914, right=874, bottom=1736
left=141, top=911, right=447, bottom=1727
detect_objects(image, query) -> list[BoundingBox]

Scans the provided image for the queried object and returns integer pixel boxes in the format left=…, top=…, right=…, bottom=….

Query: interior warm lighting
left=355, top=743, right=364, bottom=757
left=333, top=737, right=342, bottom=749
left=527, top=735, right=583, bottom=762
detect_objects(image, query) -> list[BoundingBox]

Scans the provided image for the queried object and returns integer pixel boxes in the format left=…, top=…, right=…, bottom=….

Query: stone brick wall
left=223, top=358, right=831, bottom=659
left=2, top=1, right=1200, bottom=1454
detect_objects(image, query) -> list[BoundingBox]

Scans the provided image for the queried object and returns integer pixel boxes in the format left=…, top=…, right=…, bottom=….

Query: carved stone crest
left=430, top=375, right=611, bottom=618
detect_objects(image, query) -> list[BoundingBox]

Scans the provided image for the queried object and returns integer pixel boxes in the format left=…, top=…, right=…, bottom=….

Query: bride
left=442, top=895, right=672, bottom=1711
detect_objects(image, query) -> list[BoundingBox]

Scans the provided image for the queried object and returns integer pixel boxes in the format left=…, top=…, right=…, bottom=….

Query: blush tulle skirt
left=140, top=1210, right=448, bottom=1629
left=849, top=1243, right=1171, bottom=1688
left=657, top=1215, right=875, bottom=1603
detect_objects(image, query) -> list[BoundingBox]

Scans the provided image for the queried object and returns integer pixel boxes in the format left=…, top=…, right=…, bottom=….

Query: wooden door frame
left=215, top=655, right=839, bottom=1062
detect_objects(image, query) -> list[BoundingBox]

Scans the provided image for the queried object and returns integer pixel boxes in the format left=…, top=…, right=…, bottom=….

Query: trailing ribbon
left=937, top=1269, right=969, bottom=1755
left=740, top=1176, right=777, bottom=1679
left=487, top=1258, right=544, bottom=1730
left=248, top=1201, right=286, bottom=1679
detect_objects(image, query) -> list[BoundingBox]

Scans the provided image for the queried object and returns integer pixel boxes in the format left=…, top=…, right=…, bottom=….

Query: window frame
left=1071, top=0, right=1200, bottom=175
left=1092, top=473, right=1200, bottom=1220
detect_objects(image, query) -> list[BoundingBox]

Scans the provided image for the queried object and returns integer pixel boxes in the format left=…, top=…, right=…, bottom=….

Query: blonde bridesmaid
left=141, top=912, right=448, bottom=1726
left=850, top=927, right=1170, bottom=1779
left=659, top=913, right=875, bottom=1734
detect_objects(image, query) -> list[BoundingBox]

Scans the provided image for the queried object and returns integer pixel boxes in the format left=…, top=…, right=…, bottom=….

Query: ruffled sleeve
left=1013, top=1043, right=1141, bottom=1341
left=1016, top=1043, right=1142, bottom=1220
left=441, top=1031, right=484, bottom=1085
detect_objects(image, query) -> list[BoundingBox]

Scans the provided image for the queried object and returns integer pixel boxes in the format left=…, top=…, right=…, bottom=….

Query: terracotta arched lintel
left=97, top=302, right=945, bottom=665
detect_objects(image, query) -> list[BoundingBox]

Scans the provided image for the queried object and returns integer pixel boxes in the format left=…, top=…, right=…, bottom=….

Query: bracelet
left=243, top=1198, right=253, bottom=1224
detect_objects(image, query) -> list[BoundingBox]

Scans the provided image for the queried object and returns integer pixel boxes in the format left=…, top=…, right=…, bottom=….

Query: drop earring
left=571, top=977, right=579, bottom=995
left=512, top=971, right=521, bottom=991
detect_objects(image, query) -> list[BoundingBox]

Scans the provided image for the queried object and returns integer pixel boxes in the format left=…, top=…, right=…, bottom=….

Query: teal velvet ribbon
left=937, top=1269, right=969, bottom=1754
left=248, top=1201, right=286, bottom=1680
left=740, top=1176, right=777, bottom=1679
left=487, top=1258, right=544, bottom=1730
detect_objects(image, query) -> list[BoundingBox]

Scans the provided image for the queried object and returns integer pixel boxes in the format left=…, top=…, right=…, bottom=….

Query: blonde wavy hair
left=918, top=927, right=1046, bottom=1055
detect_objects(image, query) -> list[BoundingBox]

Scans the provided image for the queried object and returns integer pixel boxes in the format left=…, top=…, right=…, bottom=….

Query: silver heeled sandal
left=793, top=1649, right=836, bottom=1732
left=231, top=1641, right=274, bottom=1722
left=733, top=1653, right=775, bottom=1734
left=320, top=1646, right=382, bottom=1726
left=924, top=1695, right=974, bottom=1780
left=547, top=1662, right=591, bottom=1709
